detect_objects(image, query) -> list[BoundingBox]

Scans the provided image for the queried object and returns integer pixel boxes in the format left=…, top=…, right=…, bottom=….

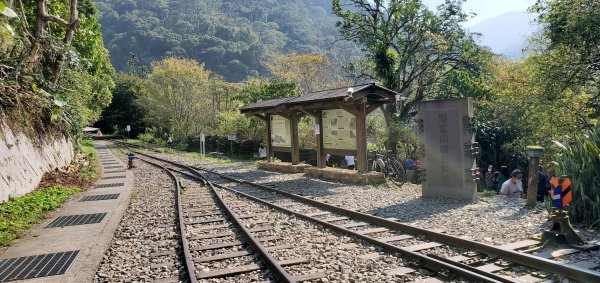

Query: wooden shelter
left=240, top=83, right=399, bottom=173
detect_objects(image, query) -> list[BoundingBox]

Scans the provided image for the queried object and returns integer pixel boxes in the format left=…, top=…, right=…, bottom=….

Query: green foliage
left=94, top=0, right=359, bottom=82
left=0, top=186, right=79, bottom=246
left=482, top=189, right=496, bottom=197
left=77, top=139, right=97, bottom=181
left=214, top=110, right=265, bottom=141
left=530, top=0, right=600, bottom=119
left=97, top=73, right=146, bottom=137
left=0, top=0, right=114, bottom=142
left=236, top=78, right=298, bottom=105
left=139, top=58, right=217, bottom=144
left=475, top=57, right=595, bottom=169
left=554, top=125, right=600, bottom=227
left=138, top=131, right=167, bottom=147
left=332, top=0, right=490, bottom=152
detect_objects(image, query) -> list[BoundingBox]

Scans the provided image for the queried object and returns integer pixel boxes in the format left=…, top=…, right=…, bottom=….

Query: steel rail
left=192, top=165, right=600, bottom=283
left=125, top=154, right=198, bottom=283
left=119, top=141, right=600, bottom=282
left=200, top=178, right=297, bottom=283
left=125, top=146, right=297, bottom=283
left=167, top=167, right=504, bottom=283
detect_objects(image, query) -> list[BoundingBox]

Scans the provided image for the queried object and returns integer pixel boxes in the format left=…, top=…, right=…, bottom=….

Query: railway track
left=114, top=141, right=600, bottom=282
left=116, top=146, right=306, bottom=282
left=117, top=144, right=452, bottom=282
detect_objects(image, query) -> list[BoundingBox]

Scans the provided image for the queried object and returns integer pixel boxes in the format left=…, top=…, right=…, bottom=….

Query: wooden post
left=315, top=110, right=325, bottom=168
left=265, top=114, right=273, bottom=162
left=290, top=112, right=300, bottom=165
left=356, top=103, right=368, bottom=173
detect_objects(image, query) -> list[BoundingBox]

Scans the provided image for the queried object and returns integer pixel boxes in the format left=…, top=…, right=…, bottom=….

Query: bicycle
left=368, top=151, right=408, bottom=186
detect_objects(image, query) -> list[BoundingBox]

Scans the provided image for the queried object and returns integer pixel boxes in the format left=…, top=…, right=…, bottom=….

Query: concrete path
left=0, top=141, right=134, bottom=282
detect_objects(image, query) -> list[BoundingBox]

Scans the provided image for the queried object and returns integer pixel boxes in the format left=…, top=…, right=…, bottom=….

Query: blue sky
left=422, top=0, right=536, bottom=27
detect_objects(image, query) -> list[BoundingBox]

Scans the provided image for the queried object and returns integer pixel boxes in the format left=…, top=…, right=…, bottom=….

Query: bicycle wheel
left=389, top=160, right=407, bottom=186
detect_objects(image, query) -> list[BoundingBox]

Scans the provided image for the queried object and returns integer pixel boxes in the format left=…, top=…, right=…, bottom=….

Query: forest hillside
left=95, top=0, right=360, bottom=82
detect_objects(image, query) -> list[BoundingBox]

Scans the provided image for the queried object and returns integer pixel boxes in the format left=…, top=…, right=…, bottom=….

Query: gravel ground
left=176, top=170, right=443, bottom=282
left=148, top=152, right=600, bottom=262
left=213, top=187, right=438, bottom=282
left=96, top=147, right=183, bottom=282
left=148, top=152, right=553, bottom=245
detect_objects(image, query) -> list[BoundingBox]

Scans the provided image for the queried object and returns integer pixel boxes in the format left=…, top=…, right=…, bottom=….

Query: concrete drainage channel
left=117, top=141, right=600, bottom=283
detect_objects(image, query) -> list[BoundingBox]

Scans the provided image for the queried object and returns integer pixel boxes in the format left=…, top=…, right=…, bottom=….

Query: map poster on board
left=322, top=109, right=357, bottom=150
left=270, top=115, right=291, bottom=147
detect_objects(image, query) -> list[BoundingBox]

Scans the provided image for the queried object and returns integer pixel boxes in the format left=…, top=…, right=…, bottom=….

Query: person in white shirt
left=501, top=169, right=523, bottom=198
left=345, top=155, right=355, bottom=170
left=258, top=144, right=267, bottom=160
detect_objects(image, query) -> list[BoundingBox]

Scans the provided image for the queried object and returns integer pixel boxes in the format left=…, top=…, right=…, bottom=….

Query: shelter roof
left=240, top=83, right=399, bottom=113
left=286, top=83, right=374, bottom=104
left=239, top=96, right=297, bottom=111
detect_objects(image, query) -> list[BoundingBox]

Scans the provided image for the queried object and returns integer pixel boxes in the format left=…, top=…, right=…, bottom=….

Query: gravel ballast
left=101, top=147, right=599, bottom=282
left=96, top=149, right=182, bottom=282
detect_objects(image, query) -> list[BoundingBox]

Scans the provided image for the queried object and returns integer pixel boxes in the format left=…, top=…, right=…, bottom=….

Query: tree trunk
left=51, top=0, right=80, bottom=85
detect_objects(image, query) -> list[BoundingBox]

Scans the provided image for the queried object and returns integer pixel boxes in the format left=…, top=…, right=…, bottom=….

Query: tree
left=139, top=58, right=213, bottom=144
left=474, top=57, right=595, bottom=170
left=332, top=0, right=488, bottom=152
left=96, top=73, right=146, bottom=136
left=1, top=0, right=114, bottom=139
left=530, top=0, right=600, bottom=120
left=93, top=0, right=362, bottom=82
left=266, top=52, right=350, bottom=93
left=236, top=77, right=298, bottom=105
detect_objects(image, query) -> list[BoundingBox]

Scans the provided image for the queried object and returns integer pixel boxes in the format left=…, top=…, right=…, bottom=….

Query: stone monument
left=417, top=97, right=479, bottom=200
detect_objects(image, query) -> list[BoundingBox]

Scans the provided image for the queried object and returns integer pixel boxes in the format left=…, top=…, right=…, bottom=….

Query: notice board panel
left=322, top=109, right=357, bottom=150
left=271, top=115, right=291, bottom=147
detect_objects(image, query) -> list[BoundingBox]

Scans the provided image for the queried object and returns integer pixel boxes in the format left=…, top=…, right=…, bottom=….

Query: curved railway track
left=114, top=141, right=600, bottom=282
left=117, top=147, right=302, bottom=282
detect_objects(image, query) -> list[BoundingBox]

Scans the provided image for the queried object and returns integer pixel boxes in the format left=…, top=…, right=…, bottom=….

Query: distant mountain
left=467, top=11, right=537, bottom=58
left=95, top=0, right=360, bottom=82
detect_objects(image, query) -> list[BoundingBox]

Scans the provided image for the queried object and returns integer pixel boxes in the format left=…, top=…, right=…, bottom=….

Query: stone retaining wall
left=0, top=122, right=73, bottom=202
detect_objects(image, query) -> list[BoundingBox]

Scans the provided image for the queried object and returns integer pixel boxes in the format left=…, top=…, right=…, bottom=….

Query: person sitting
left=501, top=169, right=523, bottom=198
left=485, top=165, right=496, bottom=190
left=495, top=166, right=509, bottom=192
left=344, top=155, right=355, bottom=170
left=536, top=170, right=550, bottom=202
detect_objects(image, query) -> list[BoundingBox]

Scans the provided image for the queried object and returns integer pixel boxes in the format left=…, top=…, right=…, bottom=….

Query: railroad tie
left=340, top=222, right=369, bottom=229
left=194, top=251, right=252, bottom=263
left=357, top=227, right=389, bottom=235
left=383, top=267, right=416, bottom=276
left=403, top=242, right=444, bottom=252
left=378, top=234, right=414, bottom=243
left=195, top=257, right=309, bottom=279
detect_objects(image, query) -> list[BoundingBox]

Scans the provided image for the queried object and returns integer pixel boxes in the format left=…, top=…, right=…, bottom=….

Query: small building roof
left=240, top=83, right=398, bottom=113
left=82, top=127, right=101, bottom=132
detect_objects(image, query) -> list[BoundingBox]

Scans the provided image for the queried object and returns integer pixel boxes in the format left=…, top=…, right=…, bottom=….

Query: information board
left=270, top=115, right=291, bottom=147
left=322, top=109, right=357, bottom=150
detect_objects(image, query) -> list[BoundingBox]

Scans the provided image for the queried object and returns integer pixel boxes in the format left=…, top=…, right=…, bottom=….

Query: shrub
left=554, top=125, right=600, bottom=227
left=0, top=186, right=79, bottom=246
